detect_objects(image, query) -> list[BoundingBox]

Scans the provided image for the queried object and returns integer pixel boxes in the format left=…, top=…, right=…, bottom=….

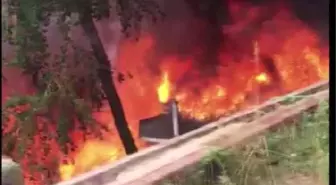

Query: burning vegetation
left=2, top=0, right=329, bottom=184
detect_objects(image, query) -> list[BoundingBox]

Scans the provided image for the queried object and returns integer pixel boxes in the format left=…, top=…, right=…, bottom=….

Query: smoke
left=125, top=0, right=329, bottom=89
left=127, top=0, right=231, bottom=91
left=136, top=0, right=278, bottom=88
left=146, top=0, right=228, bottom=75
left=2, top=0, right=329, bottom=101
left=287, top=0, right=329, bottom=43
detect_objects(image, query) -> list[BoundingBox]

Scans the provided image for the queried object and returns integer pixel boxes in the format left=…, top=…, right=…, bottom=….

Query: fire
left=2, top=1, right=329, bottom=184
left=59, top=164, right=75, bottom=181
left=157, top=72, right=171, bottom=103
left=59, top=140, right=122, bottom=180
left=255, top=73, right=270, bottom=84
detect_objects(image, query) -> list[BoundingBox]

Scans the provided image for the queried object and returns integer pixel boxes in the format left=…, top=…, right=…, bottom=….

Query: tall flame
left=157, top=72, right=171, bottom=103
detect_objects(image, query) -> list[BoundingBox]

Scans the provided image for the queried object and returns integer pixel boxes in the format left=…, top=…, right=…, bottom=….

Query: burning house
left=139, top=73, right=205, bottom=143
left=139, top=99, right=205, bottom=143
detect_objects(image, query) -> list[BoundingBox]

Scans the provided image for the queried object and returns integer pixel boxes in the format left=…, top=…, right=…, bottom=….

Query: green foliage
left=2, top=92, right=103, bottom=154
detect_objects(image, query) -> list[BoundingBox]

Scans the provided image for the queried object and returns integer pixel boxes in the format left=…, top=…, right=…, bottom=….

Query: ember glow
left=255, top=73, right=270, bottom=84
left=2, top=1, right=329, bottom=185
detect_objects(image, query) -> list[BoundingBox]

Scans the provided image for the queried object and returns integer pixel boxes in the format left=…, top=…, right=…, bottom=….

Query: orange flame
left=59, top=140, right=122, bottom=180
left=255, top=73, right=270, bottom=84
left=2, top=2, right=329, bottom=185
left=157, top=72, right=171, bottom=103
left=59, top=164, right=75, bottom=181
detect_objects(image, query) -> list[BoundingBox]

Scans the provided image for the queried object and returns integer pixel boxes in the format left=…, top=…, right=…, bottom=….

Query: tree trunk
left=79, top=11, right=138, bottom=155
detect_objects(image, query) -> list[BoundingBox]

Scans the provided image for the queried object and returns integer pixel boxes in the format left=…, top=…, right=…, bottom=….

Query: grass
left=161, top=101, right=329, bottom=185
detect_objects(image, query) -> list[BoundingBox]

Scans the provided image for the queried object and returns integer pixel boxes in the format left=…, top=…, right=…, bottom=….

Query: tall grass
left=162, top=101, right=329, bottom=185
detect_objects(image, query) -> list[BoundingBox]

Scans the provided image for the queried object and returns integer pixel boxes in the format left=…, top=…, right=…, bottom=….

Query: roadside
left=161, top=101, right=329, bottom=185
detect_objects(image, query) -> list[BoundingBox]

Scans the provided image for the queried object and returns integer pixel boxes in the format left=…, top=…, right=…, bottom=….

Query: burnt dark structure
left=139, top=100, right=204, bottom=143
